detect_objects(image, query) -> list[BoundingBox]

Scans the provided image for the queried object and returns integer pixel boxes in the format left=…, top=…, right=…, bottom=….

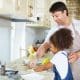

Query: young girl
left=34, top=28, right=73, bottom=80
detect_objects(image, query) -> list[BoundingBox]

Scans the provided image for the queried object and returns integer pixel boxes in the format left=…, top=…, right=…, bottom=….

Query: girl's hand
left=34, top=66, right=44, bottom=72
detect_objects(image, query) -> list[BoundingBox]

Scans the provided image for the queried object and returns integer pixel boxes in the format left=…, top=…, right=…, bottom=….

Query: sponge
left=41, top=58, right=50, bottom=65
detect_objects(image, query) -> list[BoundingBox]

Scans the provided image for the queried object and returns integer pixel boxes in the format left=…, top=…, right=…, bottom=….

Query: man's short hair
left=49, top=2, right=68, bottom=15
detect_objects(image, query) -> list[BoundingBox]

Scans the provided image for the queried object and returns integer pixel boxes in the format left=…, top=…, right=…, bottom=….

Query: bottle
left=1, top=62, right=5, bottom=75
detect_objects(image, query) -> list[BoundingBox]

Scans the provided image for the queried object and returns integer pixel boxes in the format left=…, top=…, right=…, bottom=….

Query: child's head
left=49, top=28, right=73, bottom=52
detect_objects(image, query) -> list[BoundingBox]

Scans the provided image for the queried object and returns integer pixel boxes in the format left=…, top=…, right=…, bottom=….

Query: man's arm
left=36, top=42, right=50, bottom=58
left=28, top=42, right=50, bottom=68
left=36, top=25, right=58, bottom=58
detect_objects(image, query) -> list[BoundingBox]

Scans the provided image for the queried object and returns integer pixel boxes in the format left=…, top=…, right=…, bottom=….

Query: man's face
left=51, top=10, right=67, bottom=25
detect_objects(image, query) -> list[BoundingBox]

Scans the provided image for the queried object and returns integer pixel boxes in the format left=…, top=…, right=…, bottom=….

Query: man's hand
left=36, top=45, right=45, bottom=58
left=68, top=52, right=79, bottom=63
left=36, top=42, right=49, bottom=58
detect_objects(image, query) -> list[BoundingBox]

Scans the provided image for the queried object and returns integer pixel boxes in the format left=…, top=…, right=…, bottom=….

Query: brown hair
left=50, top=28, right=73, bottom=50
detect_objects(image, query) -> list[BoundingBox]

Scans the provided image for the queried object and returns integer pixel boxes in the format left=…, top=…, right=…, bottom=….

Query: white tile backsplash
left=26, top=27, right=49, bottom=48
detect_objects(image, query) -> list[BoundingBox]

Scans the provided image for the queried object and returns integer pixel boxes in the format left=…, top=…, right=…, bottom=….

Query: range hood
left=0, top=14, right=35, bottom=22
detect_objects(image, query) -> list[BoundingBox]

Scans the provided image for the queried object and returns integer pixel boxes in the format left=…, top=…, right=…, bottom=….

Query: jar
left=1, top=65, right=5, bottom=75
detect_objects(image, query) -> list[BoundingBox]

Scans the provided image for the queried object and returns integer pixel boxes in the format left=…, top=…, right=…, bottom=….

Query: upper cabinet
left=0, top=0, right=28, bottom=18
left=14, top=0, right=52, bottom=27
left=0, top=0, right=14, bottom=15
left=26, top=0, right=52, bottom=27
left=0, top=0, right=52, bottom=27
left=14, top=0, right=28, bottom=18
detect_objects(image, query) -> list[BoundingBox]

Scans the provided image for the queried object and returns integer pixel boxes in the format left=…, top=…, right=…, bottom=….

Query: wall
left=0, top=19, right=11, bottom=64
left=67, top=0, right=80, bottom=19
left=25, top=27, right=49, bottom=48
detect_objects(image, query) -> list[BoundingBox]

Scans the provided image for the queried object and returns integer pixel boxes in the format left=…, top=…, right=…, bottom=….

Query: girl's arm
left=34, top=62, right=53, bottom=72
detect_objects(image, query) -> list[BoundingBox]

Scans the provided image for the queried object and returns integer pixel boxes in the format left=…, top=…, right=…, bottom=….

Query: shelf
left=26, top=23, right=50, bottom=30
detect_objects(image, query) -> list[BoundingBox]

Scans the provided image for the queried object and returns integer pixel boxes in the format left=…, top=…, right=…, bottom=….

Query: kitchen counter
left=0, top=75, right=22, bottom=80
left=3, top=56, right=54, bottom=80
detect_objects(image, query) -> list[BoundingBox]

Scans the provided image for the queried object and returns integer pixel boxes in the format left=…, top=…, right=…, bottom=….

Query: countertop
left=2, top=56, right=54, bottom=80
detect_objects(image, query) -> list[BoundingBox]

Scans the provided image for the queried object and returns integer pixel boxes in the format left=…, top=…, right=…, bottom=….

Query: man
left=36, top=1, right=80, bottom=80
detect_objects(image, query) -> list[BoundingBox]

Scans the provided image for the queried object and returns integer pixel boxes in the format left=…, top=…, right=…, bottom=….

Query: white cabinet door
left=0, top=0, right=14, bottom=14
left=0, top=26, right=10, bottom=64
